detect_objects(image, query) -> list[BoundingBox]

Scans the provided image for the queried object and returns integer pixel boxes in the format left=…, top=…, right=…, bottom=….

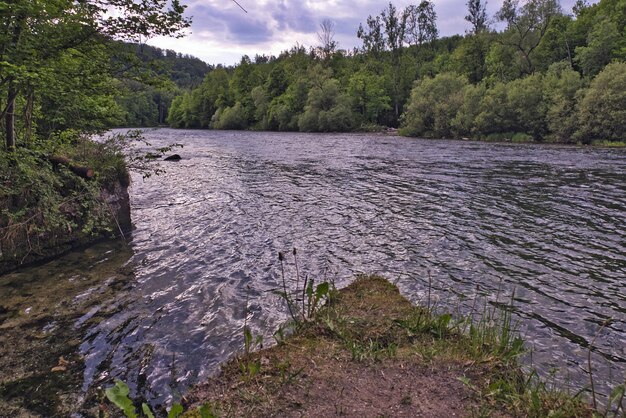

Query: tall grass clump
left=275, top=248, right=335, bottom=327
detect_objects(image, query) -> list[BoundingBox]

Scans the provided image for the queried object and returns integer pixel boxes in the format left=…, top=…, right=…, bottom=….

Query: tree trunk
left=5, top=85, right=17, bottom=150
left=24, top=88, right=34, bottom=144
left=49, top=155, right=95, bottom=179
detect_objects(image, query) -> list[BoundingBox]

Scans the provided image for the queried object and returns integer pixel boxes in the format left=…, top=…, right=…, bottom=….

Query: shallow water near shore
left=1, top=129, right=625, bottom=414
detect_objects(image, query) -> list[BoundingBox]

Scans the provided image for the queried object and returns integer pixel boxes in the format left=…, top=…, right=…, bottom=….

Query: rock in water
left=164, top=154, right=182, bottom=161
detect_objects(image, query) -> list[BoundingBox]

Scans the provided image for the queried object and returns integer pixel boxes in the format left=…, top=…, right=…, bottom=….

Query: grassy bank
left=165, top=275, right=596, bottom=418
left=0, top=134, right=131, bottom=273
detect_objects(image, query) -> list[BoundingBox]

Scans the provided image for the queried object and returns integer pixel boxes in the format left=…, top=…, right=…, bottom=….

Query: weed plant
left=275, top=248, right=335, bottom=326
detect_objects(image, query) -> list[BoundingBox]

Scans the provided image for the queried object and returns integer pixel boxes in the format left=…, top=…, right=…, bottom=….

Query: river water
left=1, top=129, right=625, bottom=415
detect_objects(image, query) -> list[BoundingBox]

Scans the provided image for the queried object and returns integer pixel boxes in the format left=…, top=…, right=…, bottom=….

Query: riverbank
left=0, top=137, right=132, bottom=274
left=179, top=276, right=593, bottom=417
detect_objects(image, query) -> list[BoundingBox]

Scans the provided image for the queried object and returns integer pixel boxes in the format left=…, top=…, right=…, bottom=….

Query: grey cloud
left=173, top=0, right=587, bottom=65
left=187, top=2, right=274, bottom=44
left=270, top=1, right=317, bottom=33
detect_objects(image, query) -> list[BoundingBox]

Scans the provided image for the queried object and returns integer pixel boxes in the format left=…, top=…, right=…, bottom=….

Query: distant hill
left=124, top=43, right=211, bottom=88
left=113, top=42, right=212, bottom=127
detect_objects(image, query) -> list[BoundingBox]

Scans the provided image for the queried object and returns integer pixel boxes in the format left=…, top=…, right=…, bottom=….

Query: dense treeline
left=114, top=43, right=211, bottom=127
left=169, top=0, right=625, bottom=143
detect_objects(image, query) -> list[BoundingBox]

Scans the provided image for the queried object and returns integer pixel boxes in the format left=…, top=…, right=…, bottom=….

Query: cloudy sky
left=148, top=0, right=582, bottom=66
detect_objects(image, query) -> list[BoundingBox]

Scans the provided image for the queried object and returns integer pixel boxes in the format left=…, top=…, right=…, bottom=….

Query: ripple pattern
left=82, top=129, right=626, bottom=406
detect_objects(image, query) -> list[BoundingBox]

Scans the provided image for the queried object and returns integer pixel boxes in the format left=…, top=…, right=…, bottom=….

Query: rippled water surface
left=2, top=129, right=625, bottom=413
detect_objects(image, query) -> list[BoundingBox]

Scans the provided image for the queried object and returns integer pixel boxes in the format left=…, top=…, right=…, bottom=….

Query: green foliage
left=575, top=62, right=626, bottom=143
left=158, top=0, right=624, bottom=144
left=450, top=83, right=486, bottom=137
left=142, top=403, right=156, bottom=418
left=485, top=42, right=521, bottom=83
left=575, top=17, right=621, bottom=76
left=0, top=138, right=128, bottom=265
left=298, top=76, right=355, bottom=132
left=238, top=325, right=263, bottom=379
left=268, top=79, right=309, bottom=131
left=506, top=73, right=546, bottom=140
left=0, top=0, right=190, bottom=150
left=105, top=380, right=188, bottom=418
left=543, top=62, right=584, bottom=142
left=212, top=102, right=248, bottom=130
left=106, top=381, right=138, bottom=418
left=495, top=0, right=561, bottom=74
left=450, top=33, right=491, bottom=83
left=532, top=14, right=574, bottom=72
left=168, top=403, right=184, bottom=418
left=275, top=249, right=335, bottom=327
left=347, top=70, right=391, bottom=123
left=400, top=72, right=468, bottom=138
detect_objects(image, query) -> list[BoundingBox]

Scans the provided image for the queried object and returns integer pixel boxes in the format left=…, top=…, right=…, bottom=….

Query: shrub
left=575, top=62, right=626, bottom=143
left=400, top=73, right=468, bottom=138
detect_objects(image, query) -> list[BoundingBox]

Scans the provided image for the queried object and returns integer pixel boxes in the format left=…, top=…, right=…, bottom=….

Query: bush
left=298, top=79, right=355, bottom=132
left=451, top=83, right=487, bottom=138
left=542, top=62, right=585, bottom=143
left=212, top=102, right=248, bottom=130
left=400, top=73, right=468, bottom=138
left=506, top=74, right=546, bottom=140
left=575, top=62, right=626, bottom=143
left=0, top=137, right=129, bottom=269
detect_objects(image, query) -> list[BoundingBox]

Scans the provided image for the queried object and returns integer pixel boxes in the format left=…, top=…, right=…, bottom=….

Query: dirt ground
left=182, top=276, right=499, bottom=418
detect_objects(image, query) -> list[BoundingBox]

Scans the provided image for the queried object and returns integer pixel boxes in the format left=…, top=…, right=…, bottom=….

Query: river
left=1, top=129, right=625, bottom=415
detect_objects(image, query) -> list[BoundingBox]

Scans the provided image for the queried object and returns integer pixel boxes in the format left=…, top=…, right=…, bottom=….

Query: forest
left=1, top=0, right=625, bottom=149
left=167, top=0, right=626, bottom=144
left=0, top=0, right=204, bottom=148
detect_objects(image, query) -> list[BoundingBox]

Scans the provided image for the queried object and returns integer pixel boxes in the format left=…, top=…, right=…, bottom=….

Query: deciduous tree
left=0, top=0, right=190, bottom=149
left=466, top=0, right=489, bottom=34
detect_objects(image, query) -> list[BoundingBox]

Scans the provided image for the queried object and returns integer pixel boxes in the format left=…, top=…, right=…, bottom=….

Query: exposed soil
left=182, top=276, right=502, bottom=417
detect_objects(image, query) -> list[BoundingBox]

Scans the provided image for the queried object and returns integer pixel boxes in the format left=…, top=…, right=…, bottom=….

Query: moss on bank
left=0, top=136, right=131, bottom=274
left=179, top=276, right=593, bottom=418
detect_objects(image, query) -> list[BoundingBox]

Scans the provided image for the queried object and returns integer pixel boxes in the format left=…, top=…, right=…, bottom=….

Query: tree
left=574, top=18, right=621, bottom=76
left=532, top=14, right=574, bottom=71
left=357, top=15, right=386, bottom=58
left=575, top=62, right=626, bottom=143
left=1, top=0, right=190, bottom=150
left=347, top=70, right=391, bottom=123
left=400, top=73, right=467, bottom=138
left=266, top=65, right=289, bottom=98
left=473, top=82, right=516, bottom=135
left=542, top=62, right=583, bottom=142
left=316, top=19, right=338, bottom=61
left=381, top=3, right=408, bottom=119
left=197, top=68, right=231, bottom=127
left=298, top=65, right=354, bottom=132
left=572, top=0, right=589, bottom=17
left=495, top=0, right=562, bottom=74
left=451, top=83, right=487, bottom=137
left=405, top=1, right=439, bottom=47
left=506, top=73, right=546, bottom=139
left=485, top=42, right=521, bottom=82
left=451, top=33, right=492, bottom=83
left=466, top=0, right=489, bottom=34
left=357, top=3, right=409, bottom=121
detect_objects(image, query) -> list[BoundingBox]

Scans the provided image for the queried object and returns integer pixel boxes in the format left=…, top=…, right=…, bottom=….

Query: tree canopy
left=166, top=0, right=625, bottom=144
left=0, top=0, right=190, bottom=149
